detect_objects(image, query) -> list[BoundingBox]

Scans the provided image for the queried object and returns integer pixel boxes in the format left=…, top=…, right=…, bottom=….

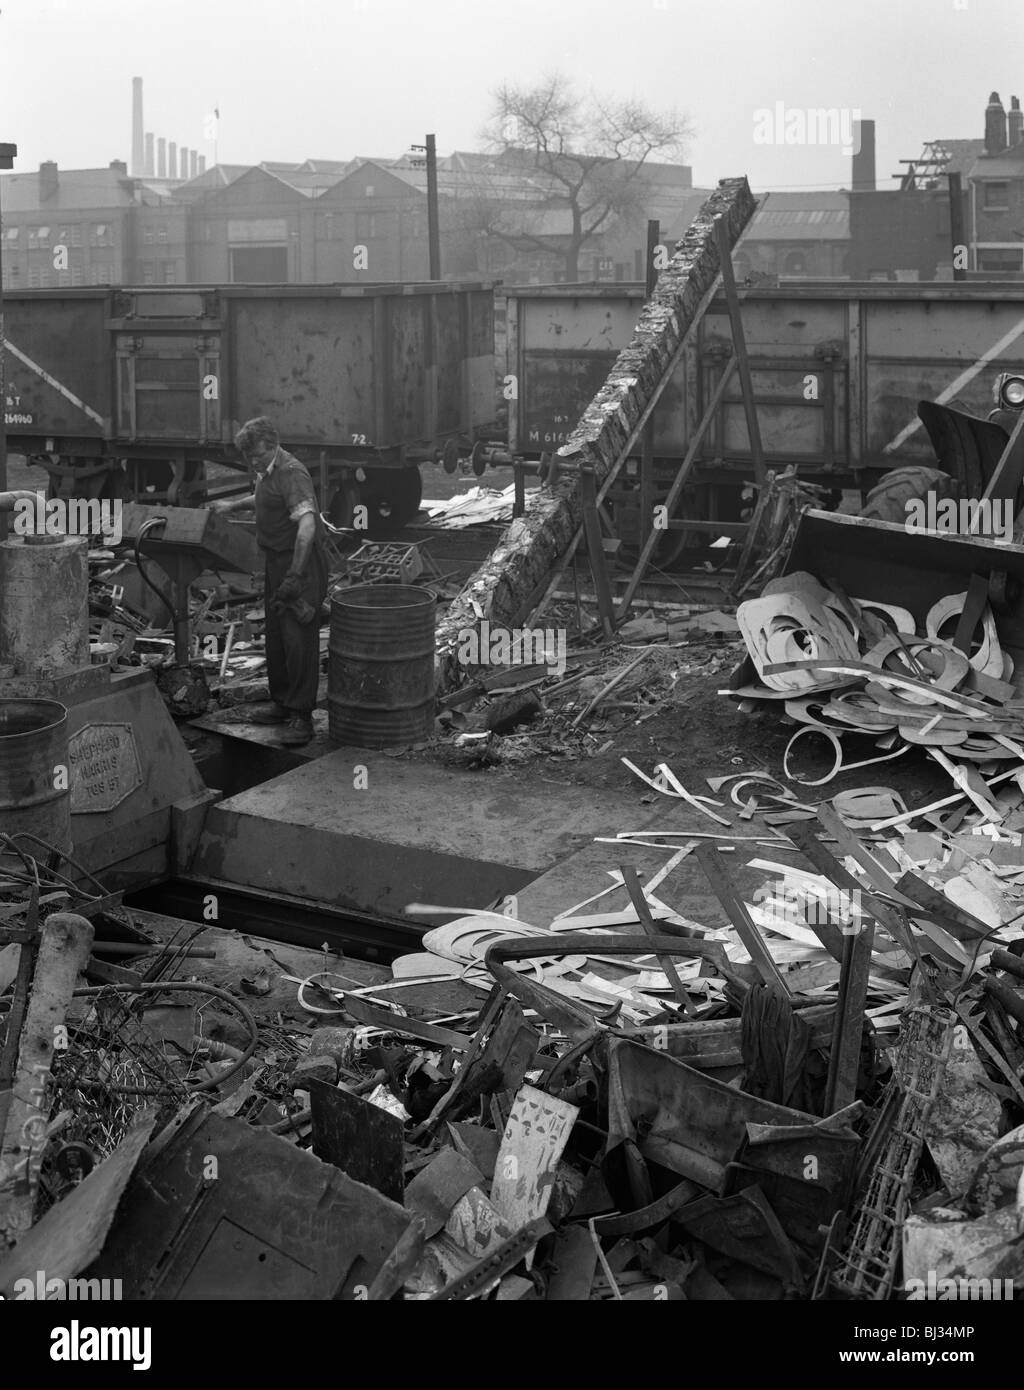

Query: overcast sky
left=1, top=0, right=1021, bottom=190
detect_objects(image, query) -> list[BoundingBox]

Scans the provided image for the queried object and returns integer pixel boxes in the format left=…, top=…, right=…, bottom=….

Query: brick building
left=0, top=161, right=186, bottom=288
left=968, top=93, right=1024, bottom=274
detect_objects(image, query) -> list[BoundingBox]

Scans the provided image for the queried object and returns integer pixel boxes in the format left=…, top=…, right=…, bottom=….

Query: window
left=4, top=226, right=18, bottom=242
left=70, top=224, right=82, bottom=247
left=91, top=223, right=111, bottom=247
left=157, top=225, right=168, bottom=244
left=142, top=261, right=155, bottom=284
left=37, top=225, right=50, bottom=243
left=977, top=247, right=1023, bottom=272
left=58, top=270, right=71, bottom=287
left=163, top=261, right=177, bottom=284
left=91, top=264, right=113, bottom=285
left=364, top=184, right=375, bottom=197
left=143, top=227, right=155, bottom=244
left=355, top=212, right=376, bottom=240
left=784, top=251, right=808, bottom=274
left=28, top=265, right=42, bottom=287
left=71, top=264, right=84, bottom=286
left=984, top=182, right=1010, bottom=211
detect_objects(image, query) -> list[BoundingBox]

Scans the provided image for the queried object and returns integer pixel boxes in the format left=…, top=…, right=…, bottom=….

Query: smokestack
left=198, top=154, right=207, bottom=174
left=39, top=161, right=58, bottom=201
left=181, top=147, right=191, bottom=179
left=985, top=91, right=1008, bottom=155
left=1009, top=95, right=1023, bottom=147
left=190, top=149, right=198, bottom=179
left=168, top=141, right=177, bottom=181
left=131, top=77, right=144, bottom=177
left=851, top=118, right=876, bottom=191
left=157, top=137, right=166, bottom=178
left=145, top=132, right=154, bottom=176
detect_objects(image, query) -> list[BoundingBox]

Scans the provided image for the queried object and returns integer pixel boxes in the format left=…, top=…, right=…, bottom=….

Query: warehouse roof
left=739, top=190, right=850, bottom=241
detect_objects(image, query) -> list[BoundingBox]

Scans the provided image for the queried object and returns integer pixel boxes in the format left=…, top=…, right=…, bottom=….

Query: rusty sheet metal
left=308, top=1077, right=405, bottom=1203
left=87, top=1108, right=410, bottom=1299
left=604, top=1038, right=821, bottom=1192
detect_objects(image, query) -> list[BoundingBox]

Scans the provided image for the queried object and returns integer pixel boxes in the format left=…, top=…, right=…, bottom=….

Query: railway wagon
left=2, top=280, right=497, bottom=531
left=505, top=280, right=1024, bottom=539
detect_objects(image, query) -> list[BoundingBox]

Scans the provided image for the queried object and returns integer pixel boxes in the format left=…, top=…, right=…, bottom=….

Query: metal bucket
left=0, top=698, right=73, bottom=860
left=328, top=585, right=436, bottom=748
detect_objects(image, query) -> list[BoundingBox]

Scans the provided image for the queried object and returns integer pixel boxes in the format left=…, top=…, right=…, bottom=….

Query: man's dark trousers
left=263, top=547, right=329, bottom=715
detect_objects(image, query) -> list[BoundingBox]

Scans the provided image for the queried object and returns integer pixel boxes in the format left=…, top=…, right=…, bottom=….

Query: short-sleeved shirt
left=253, top=448, right=320, bottom=554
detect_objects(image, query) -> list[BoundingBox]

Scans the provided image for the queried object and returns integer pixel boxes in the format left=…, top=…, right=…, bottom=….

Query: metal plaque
left=70, top=722, right=142, bottom=814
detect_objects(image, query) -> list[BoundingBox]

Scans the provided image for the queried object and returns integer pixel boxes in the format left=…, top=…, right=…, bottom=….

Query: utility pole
left=411, top=135, right=441, bottom=280
left=426, top=134, right=440, bottom=280
left=0, top=142, right=18, bottom=542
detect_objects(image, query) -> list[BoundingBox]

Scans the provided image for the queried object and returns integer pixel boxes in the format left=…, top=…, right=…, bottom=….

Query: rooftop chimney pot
left=985, top=91, right=1008, bottom=155
left=1009, top=95, right=1023, bottom=147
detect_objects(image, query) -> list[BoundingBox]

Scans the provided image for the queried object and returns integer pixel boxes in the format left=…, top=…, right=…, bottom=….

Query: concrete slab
left=191, top=708, right=332, bottom=762
left=190, top=750, right=687, bottom=920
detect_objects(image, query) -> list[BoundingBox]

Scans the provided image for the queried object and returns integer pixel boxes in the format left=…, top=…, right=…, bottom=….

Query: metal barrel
left=0, top=698, right=73, bottom=860
left=328, top=585, right=436, bottom=748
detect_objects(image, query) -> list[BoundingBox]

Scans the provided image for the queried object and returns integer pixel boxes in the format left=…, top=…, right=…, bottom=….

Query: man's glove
left=275, top=570, right=304, bottom=603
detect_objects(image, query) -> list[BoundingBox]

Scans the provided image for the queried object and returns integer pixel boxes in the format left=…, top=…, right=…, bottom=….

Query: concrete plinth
left=190, top=751, right=673, bottom=919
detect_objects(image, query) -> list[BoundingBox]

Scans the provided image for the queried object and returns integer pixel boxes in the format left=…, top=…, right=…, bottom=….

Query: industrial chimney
left=851, top=118, right=876, bottom=191
left=985, top=91, right=1008, bottom=155
left=39, top=161, right=58, bottom=201
left=180, top=147, right=190, bottom=179
left=1009, top=96, right=1023, bottom=147
left=168, top=142, right=177, bottom=180
left=157, top=137, right=166, bottom=178
left=198, top=154, right=207, bottom=175
left=190, top=149, right=198, bottom=179
left=131, top=77, right=145, bottom=177
left=145, top=132, right=155, bottom=176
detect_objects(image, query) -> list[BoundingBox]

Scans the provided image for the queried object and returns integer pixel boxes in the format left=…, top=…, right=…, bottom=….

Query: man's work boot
left=249, top=702, right=289, bottom=725
left=280, top=714, right=314, bottom=747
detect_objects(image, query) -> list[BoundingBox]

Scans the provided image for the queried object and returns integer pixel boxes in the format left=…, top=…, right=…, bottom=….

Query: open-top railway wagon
left=503, top=279, right=1024, bottom=551
left=2, top=280, right=497, bottom=532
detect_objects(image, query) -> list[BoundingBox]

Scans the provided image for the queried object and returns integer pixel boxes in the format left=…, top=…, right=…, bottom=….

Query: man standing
left=211, top=417, right=327, bottom=746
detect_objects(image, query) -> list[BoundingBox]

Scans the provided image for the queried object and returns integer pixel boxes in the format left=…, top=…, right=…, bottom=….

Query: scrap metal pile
left=2, top=806, right=1023, bottom=1300
left=730, top=569, right=1024, bottom=809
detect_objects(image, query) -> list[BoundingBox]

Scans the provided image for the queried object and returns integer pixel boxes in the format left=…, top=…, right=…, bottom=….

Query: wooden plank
left=0, top=913, right=94, bottom=1250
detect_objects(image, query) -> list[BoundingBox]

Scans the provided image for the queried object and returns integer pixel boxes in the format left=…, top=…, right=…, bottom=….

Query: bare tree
left=479, top=75, right=693, bottom=281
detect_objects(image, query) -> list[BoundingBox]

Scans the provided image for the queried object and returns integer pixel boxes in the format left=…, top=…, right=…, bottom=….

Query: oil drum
left=0, top=698, right=73, bottom=860
left=328, top=585, right=436, bottom=748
